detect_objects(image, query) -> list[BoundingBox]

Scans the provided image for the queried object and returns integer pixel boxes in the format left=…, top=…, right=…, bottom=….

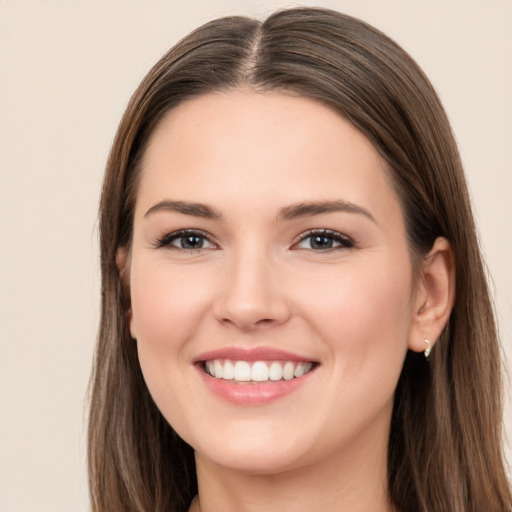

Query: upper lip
left=193, top=346, right=317, bottom=363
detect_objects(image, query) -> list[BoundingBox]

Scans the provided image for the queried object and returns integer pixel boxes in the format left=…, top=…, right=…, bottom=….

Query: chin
left=188, top=418, right=334, bottom=476
left=196, top=443, right=308, bottom=476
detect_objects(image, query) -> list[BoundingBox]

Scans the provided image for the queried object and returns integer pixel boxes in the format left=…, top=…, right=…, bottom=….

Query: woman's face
left=127, top=90, right=419, bottom=474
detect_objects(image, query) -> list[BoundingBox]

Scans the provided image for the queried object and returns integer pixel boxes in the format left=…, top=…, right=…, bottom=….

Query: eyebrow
left=278, top=200, right=376, bottom=223
left=143, top=199, right=375, bottom=223
left=144, top=200, right=221, bottom=219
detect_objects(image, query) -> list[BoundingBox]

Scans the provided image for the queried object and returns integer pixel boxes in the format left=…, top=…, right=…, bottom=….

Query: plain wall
left=0, top=1, right=511, bottom=510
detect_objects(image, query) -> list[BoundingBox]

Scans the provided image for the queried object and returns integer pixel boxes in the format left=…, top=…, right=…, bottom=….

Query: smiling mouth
left=202, top=359, right=316, bottom=383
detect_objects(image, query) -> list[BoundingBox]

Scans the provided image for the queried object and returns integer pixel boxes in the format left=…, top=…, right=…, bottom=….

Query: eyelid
left=152, top=228, right=219, bottom=250
left=292, top=229, right=356, bottom=251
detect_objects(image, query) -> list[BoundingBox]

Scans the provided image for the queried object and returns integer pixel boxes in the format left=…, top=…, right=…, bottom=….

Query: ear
left=116, top=246, right=130, bottom=284
left=408, top=237, right=455, bottom=353
left=116, top=247, right=136, bottom=339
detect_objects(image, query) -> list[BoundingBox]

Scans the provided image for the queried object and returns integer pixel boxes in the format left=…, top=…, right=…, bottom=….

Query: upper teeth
left=205, top=360, right=313, bottom=382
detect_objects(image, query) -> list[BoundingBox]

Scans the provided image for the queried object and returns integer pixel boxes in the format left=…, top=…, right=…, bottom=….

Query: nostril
left=256, top=318, right=274, bottom=324
left=219, top=316, right=275, bottom=330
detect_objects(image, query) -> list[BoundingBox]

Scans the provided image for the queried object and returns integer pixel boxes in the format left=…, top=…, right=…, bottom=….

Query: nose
left=213, top=249, right=291, bottom=331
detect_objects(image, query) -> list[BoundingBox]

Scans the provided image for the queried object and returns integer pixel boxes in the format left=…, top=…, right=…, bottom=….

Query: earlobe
left=408, top=237, right=455, bottom=353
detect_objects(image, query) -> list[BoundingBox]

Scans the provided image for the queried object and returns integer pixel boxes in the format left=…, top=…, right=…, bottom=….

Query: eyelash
left=153, top=229, right=355, bottom=252
left=153, top=229, right=217, bottom=251
left=293, top=229, right=355, bottom=252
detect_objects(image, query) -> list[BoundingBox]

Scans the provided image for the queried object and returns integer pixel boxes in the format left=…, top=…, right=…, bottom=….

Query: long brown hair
left=88, top=8, right=511, bottom=512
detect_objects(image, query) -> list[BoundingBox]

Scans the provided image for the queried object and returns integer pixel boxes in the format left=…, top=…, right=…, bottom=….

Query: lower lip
left=196, top=365, right=316, bottom=405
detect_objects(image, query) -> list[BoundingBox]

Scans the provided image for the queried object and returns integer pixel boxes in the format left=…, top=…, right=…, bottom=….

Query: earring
left=424, top=339, right=432, bottom=360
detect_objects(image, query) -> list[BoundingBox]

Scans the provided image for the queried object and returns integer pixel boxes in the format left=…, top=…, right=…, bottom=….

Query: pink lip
left=193, top=346, right=318, bottom=406
left=196, top=366, right=316, bottom=405
left=193, top=346, right=315, bottom=363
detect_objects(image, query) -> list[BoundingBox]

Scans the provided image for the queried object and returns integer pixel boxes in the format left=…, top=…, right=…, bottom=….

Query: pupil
left=312, top=235, right=332, bottom=249
left=182, top=235, right=203, bottom=249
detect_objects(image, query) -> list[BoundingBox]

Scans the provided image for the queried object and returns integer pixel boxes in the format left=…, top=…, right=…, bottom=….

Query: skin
left=121, top=90, right=454, bottom=512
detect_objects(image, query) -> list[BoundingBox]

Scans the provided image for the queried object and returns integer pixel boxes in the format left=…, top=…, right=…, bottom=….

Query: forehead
left=136, top=90, right=401, bottom=223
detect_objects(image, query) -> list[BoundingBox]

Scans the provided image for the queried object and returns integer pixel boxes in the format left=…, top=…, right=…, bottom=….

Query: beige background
left=0, top=1, right=511, bottom=511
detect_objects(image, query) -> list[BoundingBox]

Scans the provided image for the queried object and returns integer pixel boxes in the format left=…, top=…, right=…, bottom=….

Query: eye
left=294, top=230, right=355, bottom=251
left=154, top=230, right=217, bottom=250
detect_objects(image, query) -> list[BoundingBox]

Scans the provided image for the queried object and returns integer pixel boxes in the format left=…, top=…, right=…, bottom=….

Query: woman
left=88, top=7, right=511, bottom=512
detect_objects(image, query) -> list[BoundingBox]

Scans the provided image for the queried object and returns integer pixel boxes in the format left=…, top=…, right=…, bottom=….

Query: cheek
left=295, top=257, right=413, bottom=377
left=287, top=258, right=414, bottom=453
left=128, top=258, right=215, bottom=404
left=128, top=258, right=217, bottom=432
left=129, top=258, right=213, bottom=345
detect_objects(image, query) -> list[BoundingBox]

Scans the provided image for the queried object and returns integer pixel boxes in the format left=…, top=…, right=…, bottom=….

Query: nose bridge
left=214, top=242, right=290, bottom=329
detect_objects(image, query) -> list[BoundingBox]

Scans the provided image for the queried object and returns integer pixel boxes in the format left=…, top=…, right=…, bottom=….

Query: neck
left=190, top=418, right=393, bottom=512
